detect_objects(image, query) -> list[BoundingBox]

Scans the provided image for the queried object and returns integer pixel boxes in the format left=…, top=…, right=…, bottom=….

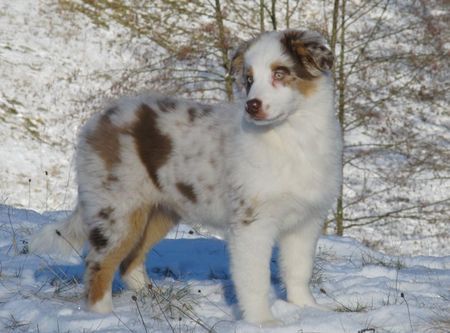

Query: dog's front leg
left=229, top=218, right=277, bottom=325
left=279, top=219, right=322, bottom=308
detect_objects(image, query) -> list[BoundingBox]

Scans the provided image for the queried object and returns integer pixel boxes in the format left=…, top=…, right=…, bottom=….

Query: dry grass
left=361, top=251, right=405, bottom=270
left=133, top=281, right=217, bottom=333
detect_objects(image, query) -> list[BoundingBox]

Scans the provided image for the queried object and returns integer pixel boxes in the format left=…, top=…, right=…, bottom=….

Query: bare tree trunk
left=214, top=0, right=233, bottom=101
left=323, top=0, right=341, bottom=235
left=330, top=0, right=340, bottom=53
left=285, top=0, right=290, bottom=29
left=265, top=0, right=277, bottom=30
left=259, top=0, right=265, bottom=32
left=335, top=0, right=346, bottom=236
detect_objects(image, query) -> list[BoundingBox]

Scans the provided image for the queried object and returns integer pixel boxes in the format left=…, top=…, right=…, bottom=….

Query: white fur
left=30, top=30, right=342, bottom=325
left=30, top=206, right=86, bottom=257
left=122, top=264, right=151, bottom=291
left=88, top=291, right=113, bottom=314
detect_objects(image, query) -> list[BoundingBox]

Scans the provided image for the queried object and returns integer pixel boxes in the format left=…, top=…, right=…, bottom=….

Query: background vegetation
left=59, top=0, right=449, bottom=244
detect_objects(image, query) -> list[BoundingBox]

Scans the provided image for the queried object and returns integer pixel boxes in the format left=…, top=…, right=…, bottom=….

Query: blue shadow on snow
left=35, top=238, right=283, bottom=306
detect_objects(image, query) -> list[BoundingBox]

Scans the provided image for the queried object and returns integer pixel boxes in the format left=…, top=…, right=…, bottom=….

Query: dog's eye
left=273, top=70, right=286, bottom=81
left=247, top=76, right=254, bottom=85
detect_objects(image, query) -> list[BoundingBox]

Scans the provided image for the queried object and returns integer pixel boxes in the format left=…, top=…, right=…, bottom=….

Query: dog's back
left=77, top=94, right=236, bottom=228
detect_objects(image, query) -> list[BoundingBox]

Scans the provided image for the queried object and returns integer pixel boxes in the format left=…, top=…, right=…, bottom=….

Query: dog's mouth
left=245, top=113, right=286, bottom=126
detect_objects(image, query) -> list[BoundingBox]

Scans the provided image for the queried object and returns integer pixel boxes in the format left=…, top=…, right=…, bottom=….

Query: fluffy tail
left=29, top=205, right=87, bottom=257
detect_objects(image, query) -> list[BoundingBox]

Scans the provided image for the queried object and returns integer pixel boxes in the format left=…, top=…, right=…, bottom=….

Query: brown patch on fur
left=231, top=42, right=248, bottom=75
left=133, top=104, right=172, bottom=190
left=102, top=174, right=119, bottom=189
left=85, top=109, right=121, bottom=171
left=280, top=31, right=313, bottom=80
left=271, top=61, right=317, bottom=96
left=296, top=79, right=317, bottom=96
left=231, top=38, right=257, bottom=90
left=176, top=182, right=197, bottom=203
left=87, top=206, right=150, bottom=306
left=281, top=30, right=333, bottom=79
left=120, top=207, right=174, bottom=277
left=98, top=207, right=114, bottom=220
left=287, top=76, right=317, bottom=96
left=157, top=98, right=177, bottom=112
left=187, top=107, right=197, bottom=122
left=231, top=51, right=245, bottom=75
left=107, top=174, right=119, bottom=182
left=242, top=206, right=256, bottom=225
left=91, top=262, right=101, bottom=272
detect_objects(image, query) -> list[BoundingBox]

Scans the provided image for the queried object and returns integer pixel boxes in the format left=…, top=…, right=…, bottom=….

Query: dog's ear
left=281, top=30, right=334, bottom=78
left=230, top=41, right=248, bottom=77
left=230, top=39, right=254, bottom=90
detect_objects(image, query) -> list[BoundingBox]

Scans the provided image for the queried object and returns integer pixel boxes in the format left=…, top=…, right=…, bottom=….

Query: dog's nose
left=246, top=99, right=262, bottom=115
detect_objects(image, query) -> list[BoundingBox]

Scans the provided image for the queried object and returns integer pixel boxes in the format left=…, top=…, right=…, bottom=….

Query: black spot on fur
left=89, top=227, right=108, bottom=250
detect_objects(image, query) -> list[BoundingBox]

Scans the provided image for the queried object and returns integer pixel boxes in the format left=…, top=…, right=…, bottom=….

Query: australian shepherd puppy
left=31, top=29, right=342, bottom=325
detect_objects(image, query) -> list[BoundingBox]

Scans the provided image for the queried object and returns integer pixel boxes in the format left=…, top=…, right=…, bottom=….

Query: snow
left=0, top=205, right=449, bottom=332
left=1, top=0, right=449, bottom=257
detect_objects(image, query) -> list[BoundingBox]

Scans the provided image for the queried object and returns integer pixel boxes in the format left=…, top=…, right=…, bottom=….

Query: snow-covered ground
left=1, top=205, right=449, bottom=333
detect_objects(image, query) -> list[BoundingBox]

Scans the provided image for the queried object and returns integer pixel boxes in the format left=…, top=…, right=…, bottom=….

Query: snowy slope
left=0, top=0, right=138, bottom=211
left=0, top=205, right=449, bottom=333
left=0, top=0, right=448, bottom=262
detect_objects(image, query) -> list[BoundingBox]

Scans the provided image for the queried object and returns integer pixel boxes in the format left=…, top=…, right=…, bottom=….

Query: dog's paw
left=88, top=296, right=113, bottom=314
left=287, top=296, right=331, bottom=311
left=259, top=318, right=283, bottom=327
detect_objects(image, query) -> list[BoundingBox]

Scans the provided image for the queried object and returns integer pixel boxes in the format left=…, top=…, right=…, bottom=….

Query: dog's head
left=231, top=30, right=334, bottom=126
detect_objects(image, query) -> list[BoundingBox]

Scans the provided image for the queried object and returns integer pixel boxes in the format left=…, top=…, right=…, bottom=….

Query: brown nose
left=246, top=99, right=262, bottom=115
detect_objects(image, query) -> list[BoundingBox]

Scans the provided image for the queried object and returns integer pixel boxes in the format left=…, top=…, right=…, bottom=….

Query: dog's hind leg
left=119, top=207, right=174, bottom=291
left=84, top=206, right=150, bottom=313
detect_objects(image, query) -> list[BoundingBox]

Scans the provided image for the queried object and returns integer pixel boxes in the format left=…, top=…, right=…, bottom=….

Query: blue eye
left=274, top=71, right=285, bottom=80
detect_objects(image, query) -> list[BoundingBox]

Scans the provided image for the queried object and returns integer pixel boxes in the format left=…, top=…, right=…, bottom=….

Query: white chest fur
left=230, top=101, right=342, bottom=229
